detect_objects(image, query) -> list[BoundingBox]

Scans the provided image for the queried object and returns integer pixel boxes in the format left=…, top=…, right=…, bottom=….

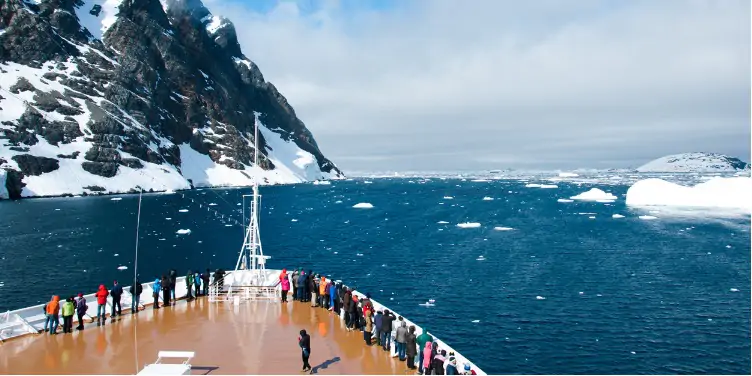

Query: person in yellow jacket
left=318, top=277, right=327, bottom=308
left=61, top=296, right=75, bottom=333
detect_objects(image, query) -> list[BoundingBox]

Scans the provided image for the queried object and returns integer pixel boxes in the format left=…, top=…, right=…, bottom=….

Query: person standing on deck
left=291, top=268, right=300, bottom=301
left=130, top=279, right=143, bottom=314
left=169, top=269, right=177, bottom=304
left=95, top=285, right=108, bottom=326
left=152, top=278, right=161, bottom=309
left=44, top=295, right=60, bottom=334
left=110, top=280, right=123, bottom=321
left=193, top=270, right=201, bottom=296
left=416, top=328, right=433, bottom=374
left=297, top=270, right=307, bottom=302
left=406, top=326, right=418, bottom=370
left=363, top=306, right=374, bottom=345
left=342, top=288, right=352, bottom=328
left=395, top=320, right=408, bottom=361
left=298, top=329, right=312, bottom=372
left=348, top=294, right=360, bottom=330
left=186, top=270, right=194, bottom=301
left=373, top=310, right=383, bottom=344
left=380, top=309, right=396, bottom=352
left=202, top=269, right=211, bottom=296
left=280, top=269, right=290, bottom=302
left=75, top=293, right=87, bottom=330
left=61, top=296, right=74, bottom=333
left=318, top=276, right=328, bottom=308
left=432, top=350, right=447, bottom=375
left=309, top=273, right=318, bottom=307
left=421, top=341, right=433, bottom=375
left=445, top=356, right=458, bottom=375
left=161, top=275, right=171, bottom=306
left=328, top=282, right=337, bottom=312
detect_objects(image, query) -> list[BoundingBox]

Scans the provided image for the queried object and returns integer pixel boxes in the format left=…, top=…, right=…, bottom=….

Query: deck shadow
left=310, top=356, right=341, bottom=374
left=192, top=365, right=219, bottom=375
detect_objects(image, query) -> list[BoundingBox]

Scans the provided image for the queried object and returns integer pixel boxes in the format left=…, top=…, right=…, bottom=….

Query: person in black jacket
left=161, top=275, right=171, bottom=306
left=130, top=280, right=143, bottom=314
left=110, top=280, right=123, bottom=321
left=380, top=309, right=396, bottom=352
left=202, top=269, right=210, bottom=296
left=298, top=329, right=312, bottom=372
left=169, top=269, right=177, bottom=304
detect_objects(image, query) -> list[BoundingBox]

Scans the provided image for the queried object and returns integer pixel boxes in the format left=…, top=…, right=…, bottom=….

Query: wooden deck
left=0, top=297, right=414, bottom=375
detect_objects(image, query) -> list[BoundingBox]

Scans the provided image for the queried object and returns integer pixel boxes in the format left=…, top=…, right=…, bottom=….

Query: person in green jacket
left=416, top=328, right=433, bottom=373
left=186, top=270, right=194, bottom=301
left=61, top=296, right=75, bottom=334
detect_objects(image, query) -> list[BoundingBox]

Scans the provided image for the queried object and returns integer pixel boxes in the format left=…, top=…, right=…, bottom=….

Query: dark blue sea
left=0, top=177, right=749, bottom=374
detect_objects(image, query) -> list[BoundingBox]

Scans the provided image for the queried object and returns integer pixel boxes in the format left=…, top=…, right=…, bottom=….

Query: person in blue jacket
left=328, top=282, right=337, bottom=312
left=152, top=278, right=161, bottom=309
left=297, top=271, right=308, bottom=302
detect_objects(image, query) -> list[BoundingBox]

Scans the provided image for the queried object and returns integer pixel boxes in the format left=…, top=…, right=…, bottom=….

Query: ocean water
left=0, top=177, right=749, bottom=374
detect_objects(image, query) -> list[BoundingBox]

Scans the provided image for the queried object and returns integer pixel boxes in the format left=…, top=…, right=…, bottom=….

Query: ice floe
left=352, top=203, right=374, bottom=208
left=176, top=229, right=192, bottom=235
left=482, top=197, right=494, bottom=201
left=493, top=226, right=514, bottom=231
left=117, top=266, right=128, bottom=270
left=443, top=196, right=454, bottom=200
left=639, top=215, right=657, bottom=220
left=730, top=288, right=739, bottom=292
left=313, top=180, right=332, bottom=185
left=437, top=221, right=450, bottom=224
left=625, top=177, right=752, bottom=211
left=558, top=172, right=579, bottom=177
left=536, top=296, right=546, bottom=300
left=456, top=222, right=481, bottom=228
left=557, top=198, right=574, bottom=203
left=525, top=183, right=558, bottom=189
left=179, top=209, right=189, bottom=213
left=570, top=188, right=618, bottom=201
left=111, top=197, right=122, bottom=201
left=612, top=214, right=625, bottom=218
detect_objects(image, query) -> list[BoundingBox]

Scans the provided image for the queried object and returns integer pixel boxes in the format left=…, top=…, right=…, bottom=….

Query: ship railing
left=0, top=310, right=37, bottom=342
left=208, top=283, right=280, bottom=303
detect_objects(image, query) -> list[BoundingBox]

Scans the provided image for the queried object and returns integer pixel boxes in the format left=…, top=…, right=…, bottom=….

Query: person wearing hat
left=445, top=357, right=458, bottom=375
left=298, top=329, right=312, bottom=372
left=462, top=364, right=476, bottom=375
left=130, top=279, right=143, bottom=314
left=75, top=293, right=87, bottom=330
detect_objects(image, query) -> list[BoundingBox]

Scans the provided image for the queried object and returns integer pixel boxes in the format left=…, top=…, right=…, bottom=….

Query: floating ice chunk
left=725, top=245, right=731, bottom=248
left=419, top=302, right=435, bottom=307
left=612, top=214, right=625, bottom=218
left=639, top=215, right=657, bottom=220
left=579, top=292, right=584, bottom=295
left=456, top=222, right=481, bottom=228
left=471, top=320, right=480, bottom=323
left=557, top=199, right=574, bottom=203
left=224, top=224, right=232, bottom=227
left=55, top=209, right=61, bottom=211
left=596, top=199, right=615, bottom=203
left=165, top=217, right=172, bottom=220
left=476, top=256, right=486, bottom=261
left=443, top=196, right=454, bottom=200
left=730, top=288, right=739, bottom=292
left=482, top=197, right=494, bottom=201
left=525, top=183, right=558, bottom=189
left=117, top=266, right=128, bottom=270
left=291, top=219, right=298, bottom=222
left=111, top=197, right=122, bottom=201
left=558, top=172, right=579, bottom=177
left=471, top=179, right=489, bottom=182
left=588, top=216, right=596, bottom=219
left=176, top=229, right=191, bottom=235
left=113, top=254, right=119, bottom=257
left=353, top=203, right=374, bottom=208
left=625, top=177, right=752, bottom=211
left=570, top=188, right=618, bottom=201
left=335, top=200, right=343, bottom=204
left=536, top=296, right=546, bottom=300
left=209, top=203, right=217, bottom=206
left=437, top=221, right=449, bottom=224
left=178, top=209, right=189, bottom=213
left=493, top=226, right=514, bottom=231
left=313, top=180, right=331, bottom=185
left=159, top=238, right=166, bottom=241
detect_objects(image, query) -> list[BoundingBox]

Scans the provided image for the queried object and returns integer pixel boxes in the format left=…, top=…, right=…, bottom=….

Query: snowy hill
left=636, top=153, right=749, bottom=173
left=0, top=0, right=342, bottom=199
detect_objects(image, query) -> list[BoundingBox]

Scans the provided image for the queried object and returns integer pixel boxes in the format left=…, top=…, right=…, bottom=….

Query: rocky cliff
left=0, top=0, right=342, bottom=199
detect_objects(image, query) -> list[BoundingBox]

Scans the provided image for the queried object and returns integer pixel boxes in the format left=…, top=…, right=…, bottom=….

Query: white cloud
left=205, top=0, right=750, bottom=171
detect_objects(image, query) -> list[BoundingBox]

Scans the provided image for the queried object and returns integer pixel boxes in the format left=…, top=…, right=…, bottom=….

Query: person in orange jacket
left=95, top=285, right=109, bottom=326
left=43, top=295, right=60, bottom=334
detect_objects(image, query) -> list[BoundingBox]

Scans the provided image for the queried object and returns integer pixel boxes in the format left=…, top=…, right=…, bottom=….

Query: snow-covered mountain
left=0, top=0, right=342, bottom=199
left=636, top=153, right=749, bottom=173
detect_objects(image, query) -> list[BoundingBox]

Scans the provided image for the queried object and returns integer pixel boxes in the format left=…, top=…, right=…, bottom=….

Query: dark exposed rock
left=10, top=77, right=35, bottom=93
left=8, top=146, right=30, bottom=152
left=4, top=169, right=26, bottom=199
left=84, top=146, right=122, bottom=163
left=120, top=157, right=144, bottom=169
left=57, top=151, right=81, bottom=159
left=11, top=154, right=60, bottom=176
left=83, top=185, right=106, bottom=192
left=81, top=161, right=119, bottom=177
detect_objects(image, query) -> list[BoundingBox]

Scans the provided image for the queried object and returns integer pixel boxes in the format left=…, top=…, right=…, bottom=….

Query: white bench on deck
left=137, top=351, right=194, bottom=375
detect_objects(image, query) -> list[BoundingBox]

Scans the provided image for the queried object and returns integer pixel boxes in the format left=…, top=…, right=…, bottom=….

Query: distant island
left=636, top=152, right=750, bottom=173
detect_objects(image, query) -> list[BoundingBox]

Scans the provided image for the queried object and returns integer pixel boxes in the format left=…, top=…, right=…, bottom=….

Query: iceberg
left=625, top=177, right=752, bottom=211
left=176, top=229, right=192, bottom=235
left=570, top=188, right=618, bottom=201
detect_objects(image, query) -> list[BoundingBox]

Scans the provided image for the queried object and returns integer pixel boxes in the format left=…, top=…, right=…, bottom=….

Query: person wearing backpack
left=130, top=279, right=143, bottom=314
left=61, top=296, right=75, bottom=333
left=152, top=278, right=161, bottom=309
left=75, top=293, right=88, bottom=330
left=186, top=270, right=194, bottom=300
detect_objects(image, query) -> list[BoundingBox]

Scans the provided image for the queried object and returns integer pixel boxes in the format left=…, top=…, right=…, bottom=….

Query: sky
left=204, top=0, right=751, bottom=172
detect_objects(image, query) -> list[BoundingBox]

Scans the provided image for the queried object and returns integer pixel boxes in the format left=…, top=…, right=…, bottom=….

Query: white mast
left=232, top=112, right=267, bottom=286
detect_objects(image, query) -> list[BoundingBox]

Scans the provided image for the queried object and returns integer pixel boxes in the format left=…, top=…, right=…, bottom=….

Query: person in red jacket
left=95, top=285, right=109, bottom=326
